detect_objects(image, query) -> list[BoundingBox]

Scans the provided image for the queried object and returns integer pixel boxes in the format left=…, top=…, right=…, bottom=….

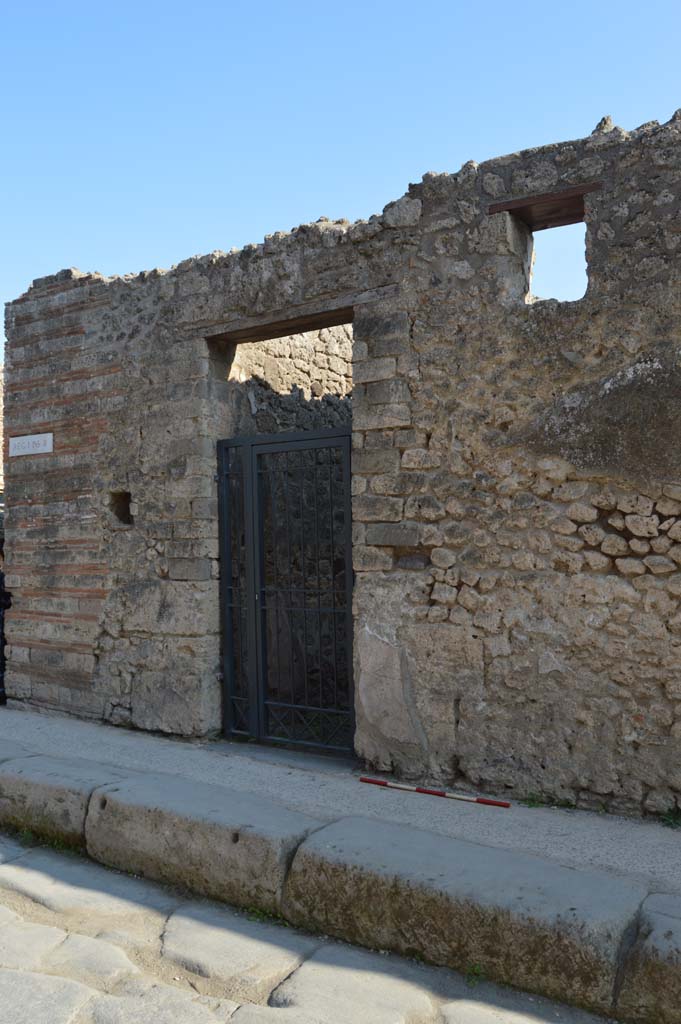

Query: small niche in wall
left=109, top=490, right=133, bottom=525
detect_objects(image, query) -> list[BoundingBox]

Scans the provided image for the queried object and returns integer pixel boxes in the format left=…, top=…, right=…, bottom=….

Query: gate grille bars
left=218, top=429, right=353, bottom=752
left=0, top=570, right=10, bottom=706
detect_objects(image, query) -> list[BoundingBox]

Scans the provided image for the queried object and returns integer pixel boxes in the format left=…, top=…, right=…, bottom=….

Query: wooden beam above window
left=488, top=182, right=602, bottom=231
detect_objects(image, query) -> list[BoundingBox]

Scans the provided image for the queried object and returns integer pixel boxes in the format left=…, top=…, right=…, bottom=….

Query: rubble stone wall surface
left=224, top=325, right=353, bottom=435
left=0, top=366, right=4, bottom=495
left=4, top=112, right=681, bottom=813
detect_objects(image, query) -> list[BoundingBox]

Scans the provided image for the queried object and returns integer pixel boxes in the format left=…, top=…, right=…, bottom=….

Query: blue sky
left=2, top=1, right=680, bottom=347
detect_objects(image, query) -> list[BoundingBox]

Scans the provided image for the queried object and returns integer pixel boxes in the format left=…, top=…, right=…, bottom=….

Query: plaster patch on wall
left=515, top=347, right=681, bottom=483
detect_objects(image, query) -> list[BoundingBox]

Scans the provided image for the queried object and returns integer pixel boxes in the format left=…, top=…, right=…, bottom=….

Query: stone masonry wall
left=351, top=115, right=681, bottom=815
left=224, top=326, right=352, bottom=435
left=3, top=279, right=358, bottom=734
left=4, top=111, right=681, bottom=814
left=3, top=272, right=154, bottom=723
left=0, top=366, right=4, bottom=496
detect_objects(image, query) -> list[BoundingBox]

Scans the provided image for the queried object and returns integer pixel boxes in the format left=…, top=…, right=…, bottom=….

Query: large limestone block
left=85, top=772, right=323, bottom=914
left=282, top=816, right=647, bottom=1015
left=0, top=968, right=96, bottom=1024
left=162, top=902, right=321, bottom=1002
left=356, top=626, right=414, bottom=746
left=0, top=755, right=132, bottom=844
left=269, top=944, right=437, bottom=1024
left=617, top=892, right=681, bottom=1023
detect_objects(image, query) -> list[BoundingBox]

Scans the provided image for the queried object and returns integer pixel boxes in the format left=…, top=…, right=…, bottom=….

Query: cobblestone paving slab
left=0, top=835, right=616, bottom=1024
left=439, top=998, right=611, bottom=1023
left=0, top=918, right=66, bottom=969
left=0, top=847, right=180, bottom=917
left=83, top=979, right=238, bottom=1023
left=231, top=1006, right=322, bottom=1023
left=95, top=926, right=160, bottom=953
left=0, top=968, right=95, bottom=1024
left=42, top=932, right=140, bottom=986
left=269, top=944, right=439, bottom=1023
left=0, top=904, right=18, bottom=926
left=162, top=901, right=322, bottom=1002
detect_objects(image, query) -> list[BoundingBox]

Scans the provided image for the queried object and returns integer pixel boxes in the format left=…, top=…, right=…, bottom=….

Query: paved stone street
left=0, top=831, right=612, bottom=1024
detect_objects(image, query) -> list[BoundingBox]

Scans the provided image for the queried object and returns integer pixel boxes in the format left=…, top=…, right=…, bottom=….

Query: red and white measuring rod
left=359, top=776, right=511, bottom=809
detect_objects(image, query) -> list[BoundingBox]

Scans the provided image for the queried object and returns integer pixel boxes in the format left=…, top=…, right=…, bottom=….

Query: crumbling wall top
left=10, top=111, right=681, bottom=309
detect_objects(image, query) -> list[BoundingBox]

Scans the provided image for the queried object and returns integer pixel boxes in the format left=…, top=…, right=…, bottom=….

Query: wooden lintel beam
left=207, top=307, right=355, bottom=346
left=488, top=182, right=603, bottom=231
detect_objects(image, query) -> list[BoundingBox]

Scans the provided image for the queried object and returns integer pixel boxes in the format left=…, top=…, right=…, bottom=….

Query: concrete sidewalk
left=2, top=707, right=680, bottom=894
left=0, top=708, right=679, bottom=1022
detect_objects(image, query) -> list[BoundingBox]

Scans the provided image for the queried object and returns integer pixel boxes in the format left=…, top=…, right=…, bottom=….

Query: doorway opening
left=212, top=311, right=355, bottom=752
left=218, top=428, right=353, bottom=752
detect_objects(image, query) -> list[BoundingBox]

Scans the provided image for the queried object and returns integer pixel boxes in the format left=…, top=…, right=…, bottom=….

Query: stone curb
left=84, top=771, right=323, bottom=915
left=282, top=814, right=646, bottom=1018
left=0, top=751, right=678, bottom=1022
left=0, top=755, right=134, bottom=845
left=616, top=893, right=681, bottom=1024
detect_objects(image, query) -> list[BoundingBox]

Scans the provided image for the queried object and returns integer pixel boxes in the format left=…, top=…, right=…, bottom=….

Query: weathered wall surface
left=2, top=260, right=365, bottom=735
left=351, top=115, right=681, bottom=815
left=4, top=112, right=681, bottom=814
left=0, top=366, right=4, bottom=497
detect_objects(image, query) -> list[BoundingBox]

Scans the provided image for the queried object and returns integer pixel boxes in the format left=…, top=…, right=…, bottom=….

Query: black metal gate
left=0, top=569, right=11, bottom=706
left=218, top=428, right=353, bottom=752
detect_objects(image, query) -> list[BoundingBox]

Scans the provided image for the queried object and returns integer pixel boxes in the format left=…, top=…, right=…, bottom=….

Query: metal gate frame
left=217, top=427, right=354, bottom=751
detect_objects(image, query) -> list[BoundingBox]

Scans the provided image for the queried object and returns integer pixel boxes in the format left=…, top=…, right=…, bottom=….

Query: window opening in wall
left=489, top=182, right=600, bottom=303
left=530, top=221, right=587, bottom=302
left=109, top=491, right=133, bottom=525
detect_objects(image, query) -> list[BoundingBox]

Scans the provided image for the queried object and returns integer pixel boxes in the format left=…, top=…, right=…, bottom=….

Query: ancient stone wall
left=0, top=366, right=4, bottom=496
left=222, top=325, right=352, bottom=435
left=3, top=278, right=358, bottom=733
left=351, top=116, right=681, bottom=815
left=4, top=112, right=681, bottom=813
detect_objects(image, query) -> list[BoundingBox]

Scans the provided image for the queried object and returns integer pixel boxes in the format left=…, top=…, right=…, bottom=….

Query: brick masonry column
left=3, top=269, right=119, bottom=719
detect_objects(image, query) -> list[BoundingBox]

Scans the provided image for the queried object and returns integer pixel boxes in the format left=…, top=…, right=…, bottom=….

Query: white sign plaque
left=9, top=432, right=54, bottom=457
